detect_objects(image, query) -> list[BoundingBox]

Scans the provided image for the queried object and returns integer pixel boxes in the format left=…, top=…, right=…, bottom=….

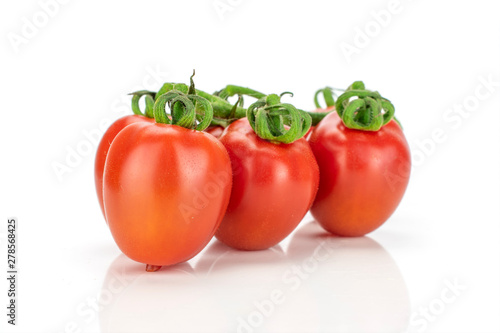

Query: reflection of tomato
left=194, top=242, right=294, bottom=332
left=99, top=255, right=204, bottom=333
left=103, top=122, right=232, bottom=266
left=286, top=221, right=410, bottom=332
left=305, top=106, right=335, bottom=139
left=195, top=241, right=285, bottom=274
left=216, top=118, right=319, bottom=250
left=205, top=125, right=225, bottom=138
left=95, top=115, right=154, bottom=220
left=309, top=112, right=410, bottom=236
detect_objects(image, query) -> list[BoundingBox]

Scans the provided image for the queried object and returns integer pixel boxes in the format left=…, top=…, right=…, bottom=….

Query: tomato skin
left=94, top=115, right=154, bottom=220
left=205, top=125, right=225, bottom=138
left=103, top=122, right=232, bottom=266
left=216, top=118, right=319, bottom=250
left=308, top=112, right=411, bottom=236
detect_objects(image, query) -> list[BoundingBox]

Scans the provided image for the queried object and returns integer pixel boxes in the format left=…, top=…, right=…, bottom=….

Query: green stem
left=195, top=90, right=247, bottom=119
left=308, top=111, right=330, bottom=126
left=209, top=117, right=231, bottom=128
left=218, top=85, right=266, bottom=100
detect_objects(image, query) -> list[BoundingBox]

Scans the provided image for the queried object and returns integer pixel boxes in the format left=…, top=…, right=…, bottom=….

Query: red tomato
left=205, top=125, right=225, bottom=138
left=308, top=112, right=411, bottom=236
left=216, top=118, right=319, bottom=250
left=305, top=105, right=335, bottom=139
left=94, top=115, right=154, bottom=219
left=103, top=122, right=232, bottom=266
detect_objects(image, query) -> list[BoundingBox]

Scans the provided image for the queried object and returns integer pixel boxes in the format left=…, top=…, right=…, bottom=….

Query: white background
left=1, top=0, right=499, bottom=332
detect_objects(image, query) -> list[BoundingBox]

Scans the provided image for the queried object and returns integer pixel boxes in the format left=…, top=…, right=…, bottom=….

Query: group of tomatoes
left=94, top=76, right=411, bottom=272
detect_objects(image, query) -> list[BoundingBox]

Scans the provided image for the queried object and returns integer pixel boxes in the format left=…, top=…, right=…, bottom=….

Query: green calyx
left=247, top=94, right=311, bottom=144
left=136, top=70, right=213, bottom=131
left=335, top=81, right=395, bottom=131
left=314, top=87, right=335, bottom=109
left=153, top=90, right=213, bottom=130
left=154, top=81, right=248, bottom=128
left=157, top=82, right=189, bottom=97
left=129, top=74, right=396, bottom=135
left=151, top=72, right=213, bottom=130
left=128, top=90, right=156, bottom=118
